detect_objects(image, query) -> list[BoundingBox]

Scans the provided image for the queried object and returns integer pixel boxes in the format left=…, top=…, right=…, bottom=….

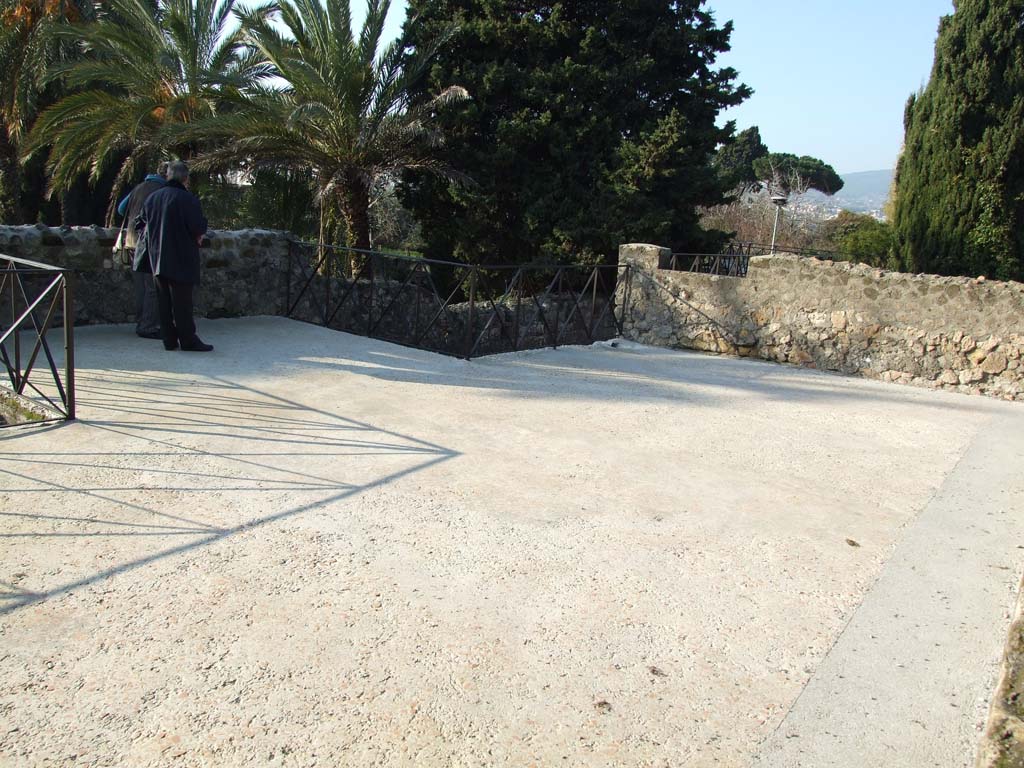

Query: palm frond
left=188, top=0, right=468, bottom=246
left=25, top=0, right=255, bottom=202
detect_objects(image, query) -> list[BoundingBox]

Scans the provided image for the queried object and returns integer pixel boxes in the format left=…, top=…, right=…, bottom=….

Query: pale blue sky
left=363, top=0, right=954, bottom=174
left=707, top=1, right=954, bottom=173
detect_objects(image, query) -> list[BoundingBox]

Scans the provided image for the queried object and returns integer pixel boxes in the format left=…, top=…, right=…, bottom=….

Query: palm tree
left=0, top=0, right=95, bottom=221
left=192, top=0, right=466, bottom=250
left=23, top=0, right=267, bottom=218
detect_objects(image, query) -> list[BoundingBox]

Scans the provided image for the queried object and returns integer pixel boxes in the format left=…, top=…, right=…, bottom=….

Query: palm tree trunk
left=340, top=173, right=372, bottom=252
left=338, top=174, right=373, bottom=278
left=0, top=130, right=24, bottom=223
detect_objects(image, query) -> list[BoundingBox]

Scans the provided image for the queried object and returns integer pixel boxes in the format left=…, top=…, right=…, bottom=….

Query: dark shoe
left=163, top=338, right=179, bottom=351
left=137, top=330, right=162, bottom=340
left=181, top=338, right=213, bottom=352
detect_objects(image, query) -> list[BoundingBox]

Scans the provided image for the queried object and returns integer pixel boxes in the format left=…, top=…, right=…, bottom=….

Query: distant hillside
left=797, top=169, right=894, bottom=219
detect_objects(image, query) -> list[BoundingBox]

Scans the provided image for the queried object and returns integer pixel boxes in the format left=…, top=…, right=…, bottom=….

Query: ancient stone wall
left=0, top=224, right=291, bottom=324
left=0, top=225, right=614, bottom=357
left=619, top=244, right=1024, bottom=401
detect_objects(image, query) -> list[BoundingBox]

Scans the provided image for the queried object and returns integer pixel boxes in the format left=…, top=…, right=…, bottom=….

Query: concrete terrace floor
left=1, top=316, right=1022, bottom=768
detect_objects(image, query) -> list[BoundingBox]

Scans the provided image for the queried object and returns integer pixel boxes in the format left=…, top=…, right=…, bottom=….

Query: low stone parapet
left=619, top=243, right=1024, bottom=400
left=0, top=224, right=292, bottom=324
left=0, top=225, right=617, bottom=358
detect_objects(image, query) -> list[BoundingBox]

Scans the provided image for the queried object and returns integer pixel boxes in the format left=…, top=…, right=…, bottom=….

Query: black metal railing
left=726, top=242, right=848, bottom=260
left=284, top=242, right=630, bottom=359
left=667, top=240, right=853, bottom=277
left=668, top=241, right=757, bottom=277
left=1, top=254, right=75, bottom=425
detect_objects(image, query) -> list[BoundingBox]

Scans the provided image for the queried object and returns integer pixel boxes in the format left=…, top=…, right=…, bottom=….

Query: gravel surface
left=1, top=317, right=1021, bottom=767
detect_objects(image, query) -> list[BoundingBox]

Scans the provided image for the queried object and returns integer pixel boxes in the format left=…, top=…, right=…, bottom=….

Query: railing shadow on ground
left=0, top=311, right=1004, bottom=612
left=0, top=367, right=458, bottom=614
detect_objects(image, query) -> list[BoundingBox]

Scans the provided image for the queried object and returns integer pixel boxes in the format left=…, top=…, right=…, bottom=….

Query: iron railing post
left=367, top=252, right=375, bottom=336
left=63, top=272, right=75, bottom=420
left=414, top=266, right=421, bottom=339
left=11, top=269, right=20, bottom=392
left=552, top=269, right=562, bottom=348
left=465, top=266, right=477, bottom=359
left=284, top=239, right=293, bottom=316
left=514, top=270, right=522, bottom=351
left=322, top=246, right=331, bottom=326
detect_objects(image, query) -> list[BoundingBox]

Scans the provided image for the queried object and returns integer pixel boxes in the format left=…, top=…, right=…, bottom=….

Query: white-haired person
left=140, top=160, right=213, bottom=352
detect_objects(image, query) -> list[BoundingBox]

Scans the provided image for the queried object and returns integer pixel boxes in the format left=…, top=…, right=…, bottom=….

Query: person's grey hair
left=167, top=160, right=189, bottom=183
left=157, top=160, right=169, bottom=178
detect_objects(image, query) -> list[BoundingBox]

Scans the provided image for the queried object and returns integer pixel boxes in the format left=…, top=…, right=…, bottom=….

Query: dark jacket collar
left=166, top=180, right=187, bottom=191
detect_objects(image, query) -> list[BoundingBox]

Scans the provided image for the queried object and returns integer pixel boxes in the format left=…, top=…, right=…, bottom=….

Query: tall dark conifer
left=400, top=0, right=749, bottom=265
left=714, top=126, right=767, bottom=193
left=893, top=0, right=1024, bottom=281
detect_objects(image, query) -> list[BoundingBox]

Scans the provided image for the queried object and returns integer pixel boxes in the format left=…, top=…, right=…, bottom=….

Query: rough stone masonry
left=0, top=225, right=611, bottom=357
left=619, top=244, right=1024, bottom=401
left=0, top=224, right=291, bottom=324
left=3, top=226, right=1024, bottom=399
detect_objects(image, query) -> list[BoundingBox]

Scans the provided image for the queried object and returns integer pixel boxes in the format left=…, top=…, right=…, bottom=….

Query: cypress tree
left=400, top=1, right=749, bottom=265
left=893, top=0, right=1024, bottom=281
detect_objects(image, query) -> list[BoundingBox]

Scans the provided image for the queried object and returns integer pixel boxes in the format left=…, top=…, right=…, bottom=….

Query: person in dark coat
left=141, top=161, right=213, bottom=352
left=115, top=162, right=166, bottom=339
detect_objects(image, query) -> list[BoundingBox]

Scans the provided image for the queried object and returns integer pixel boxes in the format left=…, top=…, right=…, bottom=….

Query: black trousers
left=132, top=271, right=161, bottom=335
left=153, top=276, right=197, bottom=346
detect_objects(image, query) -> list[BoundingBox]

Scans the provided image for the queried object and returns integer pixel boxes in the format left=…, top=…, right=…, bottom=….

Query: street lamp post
left=770, top=193, right=788, bottom=254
